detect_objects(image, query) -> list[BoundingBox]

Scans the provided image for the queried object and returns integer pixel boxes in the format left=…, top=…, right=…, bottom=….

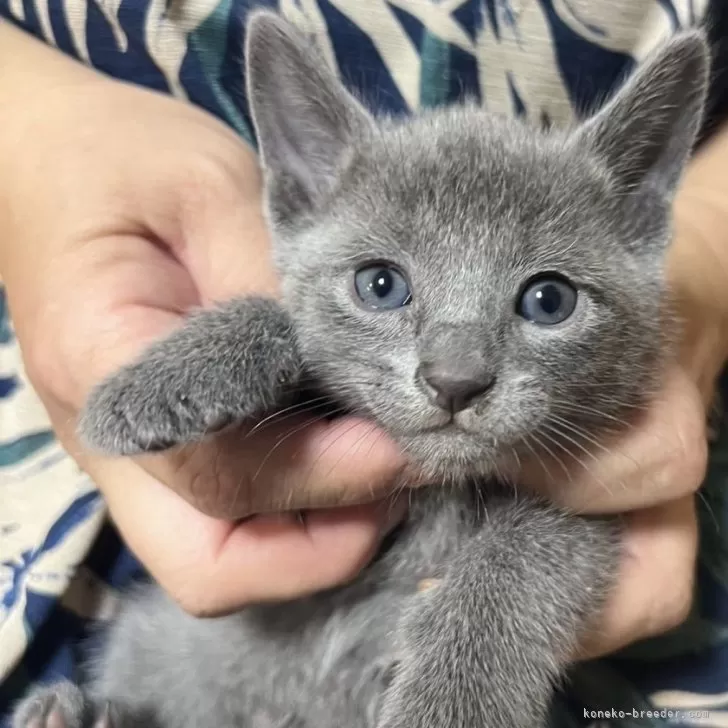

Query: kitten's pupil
left=536, top=284, right=561, bottom=315
left=372, top=270, right=393, bottom=298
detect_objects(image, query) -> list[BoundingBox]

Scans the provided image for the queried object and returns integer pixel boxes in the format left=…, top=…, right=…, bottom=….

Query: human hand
left=516, top=198, right=728, bottom=658
left=0, top=28, right=407, bottom=616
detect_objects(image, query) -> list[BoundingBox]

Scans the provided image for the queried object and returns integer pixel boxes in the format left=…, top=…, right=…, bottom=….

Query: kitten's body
left=13, top=13, right=709, bottom=728
left=19, top=489, right=614, bottom=728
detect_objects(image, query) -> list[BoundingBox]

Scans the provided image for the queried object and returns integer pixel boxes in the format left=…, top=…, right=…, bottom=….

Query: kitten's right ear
left=245, top=11, right=374, bottom=226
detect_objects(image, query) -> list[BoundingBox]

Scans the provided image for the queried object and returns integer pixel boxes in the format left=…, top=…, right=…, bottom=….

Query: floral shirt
left=1, top=2, right=728, bottom=727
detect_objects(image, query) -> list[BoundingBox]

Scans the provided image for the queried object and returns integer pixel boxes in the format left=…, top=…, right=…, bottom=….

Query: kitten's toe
left=77, top=368, right=169, bottom=455
left=78, top=363, right=225, bottom=455
left=12, top=682, right=87, bottom=728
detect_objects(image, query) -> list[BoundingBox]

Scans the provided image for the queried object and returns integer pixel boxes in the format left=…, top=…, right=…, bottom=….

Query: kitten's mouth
left=416, top=421, right=478, bottom=436
left=400, top=423, right=493, bottom=451
left=389, top=420, right=510, bottom=479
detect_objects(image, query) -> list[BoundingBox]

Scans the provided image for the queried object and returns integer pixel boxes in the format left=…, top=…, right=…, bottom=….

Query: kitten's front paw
left=12, top=682, right=119, bottom=728
left=79, top=360, right=230, bottom=455
left=78, top=298, right=303, bottom=455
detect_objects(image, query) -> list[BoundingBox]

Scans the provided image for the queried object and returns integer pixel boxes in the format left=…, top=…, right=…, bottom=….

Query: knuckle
left=168, top=444, right=255, bottom=520
left=211, top=446, right=255, bottom=517
left=676, top=428, right=709, bottom=493
left=15, top=302, right=89, bottom=415
left=170, top=579, right=220, bottom=618
left=20, top=329, right=79, bottom=419
left=18, top=324, right=56, bottom=393
left=644, top=547, right=697, bottom=638
left=177, top=154, right=242, bottom=215
left=655, top=580, right=694, bottom=634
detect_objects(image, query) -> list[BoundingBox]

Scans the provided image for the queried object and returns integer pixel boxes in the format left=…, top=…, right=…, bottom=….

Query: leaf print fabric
left=0, top=2, right=726, bottom=727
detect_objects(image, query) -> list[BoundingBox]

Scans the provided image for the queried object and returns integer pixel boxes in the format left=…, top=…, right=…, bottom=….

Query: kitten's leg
left=11, top=682, right=134, bottom=728
left=377, top=498, right=621, bottom=728
left=78, top=297, right=303, bottom=455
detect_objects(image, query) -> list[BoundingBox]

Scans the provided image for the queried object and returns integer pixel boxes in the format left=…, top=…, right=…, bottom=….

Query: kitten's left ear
left=575, top=31, right=710, bottom=204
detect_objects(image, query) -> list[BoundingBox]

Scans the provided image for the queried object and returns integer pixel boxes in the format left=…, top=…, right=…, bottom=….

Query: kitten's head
left=245, top=12, right=709, bottom=480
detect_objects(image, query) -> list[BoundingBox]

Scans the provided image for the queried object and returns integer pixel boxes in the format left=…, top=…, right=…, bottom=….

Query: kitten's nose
left=418, top=361, right=495, bottom=414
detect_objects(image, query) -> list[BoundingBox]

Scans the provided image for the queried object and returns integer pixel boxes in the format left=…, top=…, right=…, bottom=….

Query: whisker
left=549, top=401, right=635, bottom=430
left=547, top=409, right=674, bottom=481
left=298, top=418, right=370, bottom=497
left=249, top=412, right=336, bottom=489
left=247, top=400, right=345, bottom=438
left=697, top=489, right=720, bottom=533
left=527, top=431, right=573, bottom=485
left=539, top=422, right=616, bottom=498
left=317, top=422, right=383, bottom=499
left=246, top=394, right=338, bottom=436
left=520, top=433, right=557, bottom=486
left=545, top=415, right=615, bottom=458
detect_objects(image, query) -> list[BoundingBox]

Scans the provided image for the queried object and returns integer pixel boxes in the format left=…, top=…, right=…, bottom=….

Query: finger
left=577, top=495, right=698, bottom=660
left=517, top=367, right=708, bottom=513
left=93, top=455, right=408, bottom=614
left=140, top=415, right=412, bottom=519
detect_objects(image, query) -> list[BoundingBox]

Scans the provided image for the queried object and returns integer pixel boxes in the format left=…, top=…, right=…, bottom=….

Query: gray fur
left=79, top=298, right=303, bottom=453
left=14, top=12, right=709, bottom=728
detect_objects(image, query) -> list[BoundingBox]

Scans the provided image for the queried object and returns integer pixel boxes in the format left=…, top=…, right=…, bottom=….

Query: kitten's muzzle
left=417, top=360, right=495, bottom=415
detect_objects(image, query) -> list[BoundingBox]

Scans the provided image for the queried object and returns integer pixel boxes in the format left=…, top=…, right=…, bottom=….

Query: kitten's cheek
left=577, top=496, right=697, bottom=660
left=516, top=367, right=707, bottom=513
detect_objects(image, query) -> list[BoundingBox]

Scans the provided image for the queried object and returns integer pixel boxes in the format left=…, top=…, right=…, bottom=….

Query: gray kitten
left=14, top=12, right=709, bottom=728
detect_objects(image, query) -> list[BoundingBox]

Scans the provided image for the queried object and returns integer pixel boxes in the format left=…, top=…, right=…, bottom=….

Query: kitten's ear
left=245, top=11, right=375, bottom=225
left=575, top=31, right=710, bottom=203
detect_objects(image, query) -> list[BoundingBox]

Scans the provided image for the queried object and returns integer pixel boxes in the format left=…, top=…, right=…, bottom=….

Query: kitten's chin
left=396, top=429, right=507, bottom=482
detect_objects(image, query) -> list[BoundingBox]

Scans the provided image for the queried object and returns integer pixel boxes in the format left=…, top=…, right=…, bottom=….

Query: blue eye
left=354, top=264, right=412, bottom=310
left=518, top=276, right=577, bottom=325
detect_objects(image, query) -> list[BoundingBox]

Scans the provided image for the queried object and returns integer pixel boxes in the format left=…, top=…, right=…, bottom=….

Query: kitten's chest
left=375, top=484, right=486, bottom=586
